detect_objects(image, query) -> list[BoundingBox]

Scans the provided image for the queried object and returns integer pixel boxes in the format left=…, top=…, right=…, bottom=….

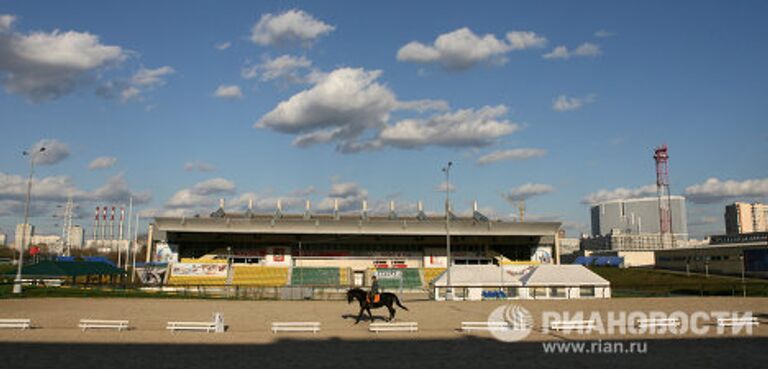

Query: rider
left=369, top=275, right=380, bottom=304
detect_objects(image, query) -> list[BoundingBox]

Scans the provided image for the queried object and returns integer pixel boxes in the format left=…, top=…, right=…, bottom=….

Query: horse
left=346, top=288, right=409, bottom=324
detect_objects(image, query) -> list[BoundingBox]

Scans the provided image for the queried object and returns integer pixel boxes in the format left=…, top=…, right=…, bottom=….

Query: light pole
left=442, top=161, right=453, bottom=300
left=13, top=146, right=46, bottom=294
left=740, top=254, right=746, bottom=297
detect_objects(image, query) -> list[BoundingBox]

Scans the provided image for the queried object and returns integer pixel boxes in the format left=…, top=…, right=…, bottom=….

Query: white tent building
left=431, top=264, right=610, bottom=300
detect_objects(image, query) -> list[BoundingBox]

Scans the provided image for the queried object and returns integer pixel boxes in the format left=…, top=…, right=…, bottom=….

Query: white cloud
left=582, top=184, right=657, bottom=204
left=394, top=99, right=450, bottom=112
left=543, top=42, right=601, bottom=60
left=91, top=173, right=151, bottom=204
left=96, top=66, right=175, bottom=103
left=316, top=181, right=368, bottom=212
left=375, top=105, right=519, bottom=150
left=213, top=84, right=243, bottom=99
left=131, top=66, right=175, bottom=87
left=0, top=14, right=16, bottom=32
left=0, top=171, right=149, bottom=209
left=250, top=9, right=334, bottom=46
left=0, top=18, right=126, bottom=101
left=165, top=189, right=215, bottom=209
left=184, top=161, right=216, bottom=172
left=242, top=54, right=312, bottom=84
left=255, top=67, right=520, bottom=153
left=573, top=42, right=601, bottom=57
left=506, top=31, right=547, bottom=50
left=684, top=177, right=768, bottom=204
left=542, top=46, right=569, bottom=59
left=397, top=27, right=546, bottom=70
left=165, top=178, right=236, bottom=209
left=256, top=67, right=397, bottom=148
left=120, top=86, right=140, bottom=102
left=29, top=139, right=70, bottom=165
left=214, top=41, right=231, bottom=50
left=0, top=172, right=84, bottom=203
left=503, top=183, right=555, bottom=202
left=594, top=30, right=615, bottom=38
left=552, top=94, right=596, bottom=111
left=435, top=181, right=456, bottom=193
left=477, top=148, right=546, bottom=165
left=191, top=178, right=236, bottom=196
left=88, top=156, right=117, bottom=170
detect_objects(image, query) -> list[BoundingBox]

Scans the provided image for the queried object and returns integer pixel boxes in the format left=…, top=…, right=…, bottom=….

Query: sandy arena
left=2, top=297, right=767, bottom=368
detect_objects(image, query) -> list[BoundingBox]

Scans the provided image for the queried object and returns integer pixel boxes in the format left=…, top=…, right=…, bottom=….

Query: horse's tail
left=394, top=295, right=409, bottom=311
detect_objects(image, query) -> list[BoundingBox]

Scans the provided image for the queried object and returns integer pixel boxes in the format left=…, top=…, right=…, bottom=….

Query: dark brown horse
left=346, top=288, right=408, bottom=324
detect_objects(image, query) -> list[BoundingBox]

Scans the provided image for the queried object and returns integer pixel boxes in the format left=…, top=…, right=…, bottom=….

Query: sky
left=1, top=0, right=767, bottom=242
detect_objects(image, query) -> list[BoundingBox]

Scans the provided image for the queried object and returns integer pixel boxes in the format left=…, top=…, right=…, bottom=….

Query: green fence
left=291, top=267, right=339, bottom=286
left=376, top=269, right=422, bottom=290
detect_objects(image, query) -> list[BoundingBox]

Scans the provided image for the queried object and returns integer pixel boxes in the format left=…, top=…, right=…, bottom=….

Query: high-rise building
left=67, top=225, right=84, bottom=249
left=0, top=232, right=6, bottom=247
left=590, top=196, right=688, bottom=238
left=584, top=196, right=688, bottom=252
left=30, top=235, right=61, bottom=245
left=15, top=223, right=34, bottom=250
left=725, top=202, right=768, bottom=235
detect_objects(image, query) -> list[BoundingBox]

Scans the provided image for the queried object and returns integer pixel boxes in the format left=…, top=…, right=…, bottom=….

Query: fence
left=611, top=282, right=768, bottom=297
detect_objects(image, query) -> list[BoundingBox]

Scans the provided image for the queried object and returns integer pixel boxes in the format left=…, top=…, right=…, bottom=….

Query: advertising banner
left=171, top=263, right=228, bottom=277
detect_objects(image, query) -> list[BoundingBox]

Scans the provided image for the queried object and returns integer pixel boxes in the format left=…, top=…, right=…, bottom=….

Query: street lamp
left=739, top=254, right=746, bottom=297
left=442, top=161, right=453, bottom=300
left=13, top=146, right=46, bottom=294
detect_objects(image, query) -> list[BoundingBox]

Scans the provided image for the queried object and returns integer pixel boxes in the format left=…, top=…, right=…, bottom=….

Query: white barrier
left=166, top=321, right=217, bottom=333
left=79, top=319, right=130, bottom=332
left=369, top=322, right=418, bottom=333
left=0, top=319, right=31, bottom=330
left=550, top=320, right=595, bottom=331
left=635, top=318, right=680, bottom=328
left=461, top=321, right=517, bottom=332
left=717, top=317, right=759, bottom=327
left=271, top=322, right=321, bottom=334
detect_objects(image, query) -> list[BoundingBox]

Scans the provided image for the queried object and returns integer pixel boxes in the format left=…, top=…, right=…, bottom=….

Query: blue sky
left=1, top=0, right=767, bottom=241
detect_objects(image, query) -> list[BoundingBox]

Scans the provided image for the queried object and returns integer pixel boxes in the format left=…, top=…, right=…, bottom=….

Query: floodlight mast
left=442, top=161, right=453, bottom=300
left=13, top=146, right=46, bottom=294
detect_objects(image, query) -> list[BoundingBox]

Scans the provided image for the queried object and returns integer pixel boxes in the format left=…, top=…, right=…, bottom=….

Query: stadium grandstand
left=148, top=201, right=564, bottom=291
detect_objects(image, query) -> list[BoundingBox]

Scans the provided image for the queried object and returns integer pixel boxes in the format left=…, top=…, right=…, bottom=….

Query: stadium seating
left=339, top=268, right=349, bottom=285
left=422, top=268, right=446, bottom=286
left=232, top=266, right=289, bottom=286
left=180, top=258, right=227, bottom=263
left=167, top=275, right=227, bottom=285
left=291, top=267, right=340, bottom=286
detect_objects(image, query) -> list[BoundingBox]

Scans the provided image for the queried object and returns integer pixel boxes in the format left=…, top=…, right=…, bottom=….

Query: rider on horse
left=369, top=275, right=381, bottom=304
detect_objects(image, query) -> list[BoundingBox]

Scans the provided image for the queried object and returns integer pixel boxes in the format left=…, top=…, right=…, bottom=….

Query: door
left=353, top=271, right=364, bottom=286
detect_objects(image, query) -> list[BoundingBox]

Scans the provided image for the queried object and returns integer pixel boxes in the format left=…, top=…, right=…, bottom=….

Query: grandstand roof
left=153, top=213, right=561, bottom=238
left=431, top=265, right=529, bottom=287
left=18, top=261, right=125, bottom=277
left=520, top=265, right=609, bottom=286
left=431, top=264, right=609, bottom=287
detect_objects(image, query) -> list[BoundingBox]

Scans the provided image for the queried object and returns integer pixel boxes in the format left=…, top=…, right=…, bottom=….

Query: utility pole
left=14, top=146, right=46, bottom=294
left=442, top=161, right=453, bottom=300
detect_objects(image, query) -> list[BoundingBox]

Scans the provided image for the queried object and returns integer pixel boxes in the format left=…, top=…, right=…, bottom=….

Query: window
left=505, top=287, right=519, bottom=298
left=579, top=286, right=595, bottom=297
left=550, top=287, right=567, bottom=298
left=533, top=287, right=548, bottom=298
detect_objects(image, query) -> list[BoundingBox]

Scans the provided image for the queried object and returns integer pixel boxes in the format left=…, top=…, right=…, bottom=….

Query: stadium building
left=147, top=201, right=570, bottom=291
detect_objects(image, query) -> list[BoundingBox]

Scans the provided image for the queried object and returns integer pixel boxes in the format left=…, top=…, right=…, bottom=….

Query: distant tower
left=654, top=144, right=674, bottom=248
left=93, top=207, right=99, bottom=242
left=60, top=195, right=74, bottom=256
